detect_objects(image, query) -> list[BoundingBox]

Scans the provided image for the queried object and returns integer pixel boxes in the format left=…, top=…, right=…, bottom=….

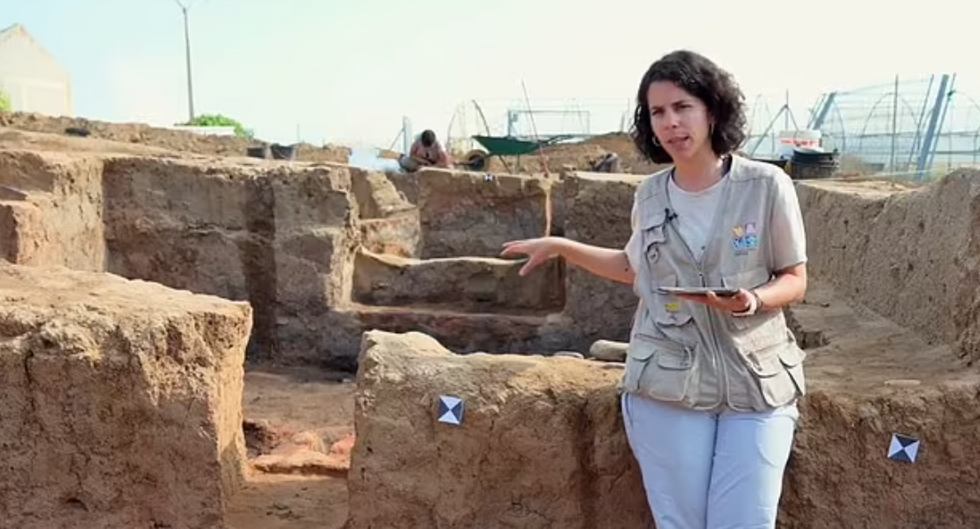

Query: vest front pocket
left=740, top=336, right=806, bottom=408
left=650, top=287, right=700, bottom=345
left=621, top=333, right=698, bottom=403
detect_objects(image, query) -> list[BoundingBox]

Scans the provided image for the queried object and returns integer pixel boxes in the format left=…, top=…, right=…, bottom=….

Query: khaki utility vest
left=621, top=155, right=806, bottom=412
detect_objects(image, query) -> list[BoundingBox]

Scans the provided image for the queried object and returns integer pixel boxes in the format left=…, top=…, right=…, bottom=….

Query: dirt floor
left=227, top=364, right=356, bottom=529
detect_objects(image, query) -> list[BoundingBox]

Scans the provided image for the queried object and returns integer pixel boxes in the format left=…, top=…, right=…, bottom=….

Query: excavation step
left=352, top=249, right=565, bottom=314
left=349, top=303, right=569, bottom=354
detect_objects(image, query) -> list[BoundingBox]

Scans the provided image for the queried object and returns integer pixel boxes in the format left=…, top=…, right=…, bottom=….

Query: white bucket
left=777, top=129, right=821, bottom=159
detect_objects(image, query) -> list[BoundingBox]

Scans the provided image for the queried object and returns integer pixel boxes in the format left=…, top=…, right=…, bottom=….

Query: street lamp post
left=173, top=0, right=196, bottom=122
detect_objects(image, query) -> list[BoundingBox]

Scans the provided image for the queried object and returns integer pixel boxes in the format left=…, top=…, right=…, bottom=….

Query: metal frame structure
left=505, top=108, right=592, bottom=139
left=807, top=74, right=955, bottom=180
left=441, top=74, right=980, bottom=181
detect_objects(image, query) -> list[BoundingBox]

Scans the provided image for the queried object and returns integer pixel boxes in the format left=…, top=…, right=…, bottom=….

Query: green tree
left=179, top=113, right=254, bottom=139
left=0, top=88, right=11, bottom=113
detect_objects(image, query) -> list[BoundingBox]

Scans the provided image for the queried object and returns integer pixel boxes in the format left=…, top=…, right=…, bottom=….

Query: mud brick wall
left=349, top=166, right=420, bottom=258
left=268, top=165, right=362, bottom=365
left=414, top=169, right=552, bottom=259
left=559, top=172, right=644, bottom=349
left=351, top=325, right=980, bottom=529
left=101, top=156, right=361, bottom=366
left=352, top=249, right=564, bottom=312
left=0, top=262, right=251, bottom=529
left=101, top=157, right=253, bottom=301
left=0, top=150, right=105, bottom=270
left=347, top=330, right=654, bottom=529
left=796, top=174, right=980, bottom=361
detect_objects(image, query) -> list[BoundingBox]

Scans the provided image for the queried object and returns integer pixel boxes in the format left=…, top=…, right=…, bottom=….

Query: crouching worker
left=499, top=49, right=808, bottom=529
left=398, top=129, right=452, bottom=172
left=591, top=152, right=621, bottom=173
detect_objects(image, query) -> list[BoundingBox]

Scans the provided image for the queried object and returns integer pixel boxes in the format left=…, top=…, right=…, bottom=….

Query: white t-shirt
left=666, top=173, right=727, bottom=262
left=625, top=162, right=808, bottom=273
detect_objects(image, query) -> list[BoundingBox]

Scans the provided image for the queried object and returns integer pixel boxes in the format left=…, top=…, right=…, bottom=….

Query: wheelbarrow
left=460, top=134, right=577, bottom=174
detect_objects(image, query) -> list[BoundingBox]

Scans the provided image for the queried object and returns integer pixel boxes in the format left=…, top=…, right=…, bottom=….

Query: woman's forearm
left=755, top=264, right=807, bottom=310
left=552, top=238, right=635, bottom=285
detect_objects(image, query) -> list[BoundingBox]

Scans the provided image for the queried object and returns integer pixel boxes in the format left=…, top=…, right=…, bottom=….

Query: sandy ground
left=227, top=364, right=356, bottom=529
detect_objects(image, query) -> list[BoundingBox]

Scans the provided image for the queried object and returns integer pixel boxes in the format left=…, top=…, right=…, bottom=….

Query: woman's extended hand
left=500, top=237, right=560, bottom=276
left=676, top=289, right=754, bottom=314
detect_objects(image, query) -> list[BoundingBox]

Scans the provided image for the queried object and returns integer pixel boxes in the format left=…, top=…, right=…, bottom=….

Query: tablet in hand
left=657, top=286, right=740, bottom=298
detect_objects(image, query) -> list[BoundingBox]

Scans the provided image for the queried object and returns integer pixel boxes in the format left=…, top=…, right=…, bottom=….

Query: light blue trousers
left=621, top=393, right=799, bottom=529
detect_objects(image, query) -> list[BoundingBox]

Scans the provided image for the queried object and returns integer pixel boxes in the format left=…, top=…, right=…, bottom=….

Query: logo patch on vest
left=732, top=222, right=759, bottom=254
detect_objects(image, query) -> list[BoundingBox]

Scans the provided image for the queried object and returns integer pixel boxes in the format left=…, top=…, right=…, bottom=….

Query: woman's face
left=646, top=81, right=714, bottom=162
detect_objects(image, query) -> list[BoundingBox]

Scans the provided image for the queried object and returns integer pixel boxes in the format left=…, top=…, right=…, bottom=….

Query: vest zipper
left=665, top=219, right=728, bottom=408
left=667, top=221, right=706, bottom=286
left=662, top=161, right=735, bottom=408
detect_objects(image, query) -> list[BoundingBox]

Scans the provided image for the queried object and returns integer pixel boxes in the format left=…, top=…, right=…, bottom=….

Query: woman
left=500, top=50, right=808, bottom=529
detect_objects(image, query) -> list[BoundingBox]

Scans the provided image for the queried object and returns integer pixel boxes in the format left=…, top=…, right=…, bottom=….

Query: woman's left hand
left=676, top=289, right=754, bottom=314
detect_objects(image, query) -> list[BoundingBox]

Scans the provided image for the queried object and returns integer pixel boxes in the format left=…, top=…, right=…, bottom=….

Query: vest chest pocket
left=621, top=333, right=698, bottom=403
left=639, top=211, right=668, bottom=264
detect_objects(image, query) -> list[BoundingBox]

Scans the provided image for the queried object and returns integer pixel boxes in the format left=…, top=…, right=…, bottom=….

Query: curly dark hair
left=630, top=50, right=748, bottom=164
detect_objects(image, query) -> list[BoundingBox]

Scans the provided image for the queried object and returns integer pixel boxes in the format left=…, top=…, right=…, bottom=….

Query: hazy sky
left=4, top=0, right=979, bottom=149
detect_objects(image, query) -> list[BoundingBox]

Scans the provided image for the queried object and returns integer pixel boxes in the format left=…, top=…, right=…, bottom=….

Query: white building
left=0, top=24, right=74, bottom=117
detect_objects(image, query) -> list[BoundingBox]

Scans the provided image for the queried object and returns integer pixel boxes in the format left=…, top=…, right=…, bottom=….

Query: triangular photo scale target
left=887, top=433, right=921, bottom=463
left=437, top=395, right=464, bottom=426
